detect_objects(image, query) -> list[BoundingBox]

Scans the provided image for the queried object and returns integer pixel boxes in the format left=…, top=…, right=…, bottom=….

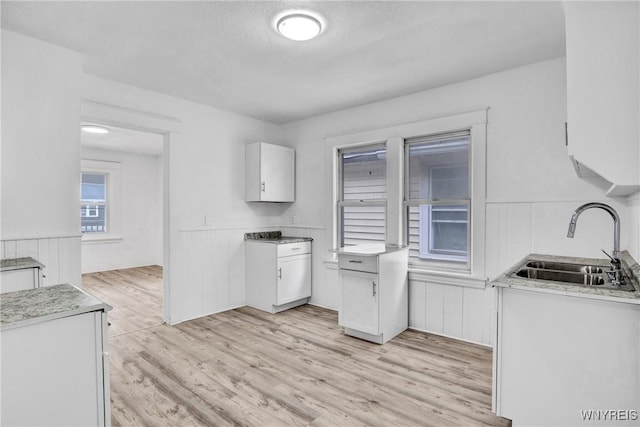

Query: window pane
left=341, top=147, right=386, bottom=201
left=81, top=173, right=106, bottom=201
left=407, top=203, right=468, bottom=264
left=407, top=137, right=468, bottom=200
left=340, top=205, right=385, bottom=247
left=81, top=204, right=107, bottom=233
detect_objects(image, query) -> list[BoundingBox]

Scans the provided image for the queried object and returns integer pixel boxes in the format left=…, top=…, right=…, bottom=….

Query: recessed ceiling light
left=276, top=12, right=323, bottom=41
left=81, top=125, right=110, bottom=134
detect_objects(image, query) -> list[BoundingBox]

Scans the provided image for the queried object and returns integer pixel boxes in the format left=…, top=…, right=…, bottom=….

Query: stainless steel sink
left=524, top=261, right=604, bottom=274
left=510, top=260, right=637, bottom=292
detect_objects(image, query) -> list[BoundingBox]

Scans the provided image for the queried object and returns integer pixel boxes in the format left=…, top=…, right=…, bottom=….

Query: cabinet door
left=277, top=253, right=311, bottom=305
left=261, top=144, right=294, bottom=202
left=340, top=270, right=379, bottom=335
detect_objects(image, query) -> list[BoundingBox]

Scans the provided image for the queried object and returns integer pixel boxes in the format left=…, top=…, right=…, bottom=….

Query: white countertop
left=0, top=284, right=112, bottom=331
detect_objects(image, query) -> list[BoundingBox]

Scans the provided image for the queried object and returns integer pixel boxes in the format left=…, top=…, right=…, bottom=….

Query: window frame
left=80, top=159, right=122, bottom=243
left=325, top=108, right=487, bottom=281
left=404, top=130, right=472, bottom=270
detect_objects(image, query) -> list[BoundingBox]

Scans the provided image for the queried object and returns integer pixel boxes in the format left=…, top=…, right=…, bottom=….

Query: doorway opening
left=80, top=123, right=165, bottom=336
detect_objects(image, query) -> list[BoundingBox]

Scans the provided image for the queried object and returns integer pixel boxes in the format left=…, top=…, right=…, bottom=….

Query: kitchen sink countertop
left=244, top=231, right=312, bottom=244
left=0, top=283, right=112, bottom=331
left=492, top=250, right=640, bottom=304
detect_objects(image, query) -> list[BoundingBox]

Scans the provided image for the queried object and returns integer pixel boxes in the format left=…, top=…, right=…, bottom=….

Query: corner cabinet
left=245, top=142, right=295, bottom=202
left=338, top=246, right=408, bottom=344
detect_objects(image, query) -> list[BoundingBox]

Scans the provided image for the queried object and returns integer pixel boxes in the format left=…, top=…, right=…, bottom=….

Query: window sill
left=325, top=259, right=486, bottom=288
left=81, top=235, right=123, bottom=245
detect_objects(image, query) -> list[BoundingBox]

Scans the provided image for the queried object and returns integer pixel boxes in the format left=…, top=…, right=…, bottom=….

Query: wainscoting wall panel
left=0, top=236, right=82, bottom=287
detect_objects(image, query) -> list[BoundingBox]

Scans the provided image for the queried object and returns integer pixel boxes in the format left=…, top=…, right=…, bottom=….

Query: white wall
left=80, top=147, right=163, bottom=273
left=281, top=58, right=631, bottom=345
left=1, top=30, right=83, bottom=287
left=81, top=74, right=283, bottom=323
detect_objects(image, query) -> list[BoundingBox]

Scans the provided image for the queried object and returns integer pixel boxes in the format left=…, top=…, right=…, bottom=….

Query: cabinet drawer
left=338, top=254, right=378, bottom=273
left=277, top=241, right=311, bottom=257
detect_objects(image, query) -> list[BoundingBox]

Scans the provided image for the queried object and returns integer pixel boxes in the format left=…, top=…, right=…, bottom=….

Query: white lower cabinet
left=245, top=240, right=311, bottom=313
left=338, top=246, right=408, bottom=344
left=340, top=270, right=379, bottom=335
left=1, top=310, right=110, bottom=426
left=493, top=287, right=640, bottom=426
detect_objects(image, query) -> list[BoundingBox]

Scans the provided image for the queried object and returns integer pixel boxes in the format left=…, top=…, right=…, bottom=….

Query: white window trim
left=81, top=159, right=123, bottom=243
left=325, top=108, right=487, bottom=281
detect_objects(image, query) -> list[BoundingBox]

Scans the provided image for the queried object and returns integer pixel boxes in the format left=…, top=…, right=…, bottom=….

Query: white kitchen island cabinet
left=245, top=233, right=312, bottom=313
left=245, top=142, right=295, bottom=202
left=338, top=245, right=408, bottom=344
left=1, top=284, right=112, bottom=427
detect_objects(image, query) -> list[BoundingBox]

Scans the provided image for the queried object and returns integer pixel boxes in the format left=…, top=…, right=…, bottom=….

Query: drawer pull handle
left=372, top=281, right=377, bottom=297
left=291, top=247, right=302, bottom=250
left=348, top=260, right=363, bottom=263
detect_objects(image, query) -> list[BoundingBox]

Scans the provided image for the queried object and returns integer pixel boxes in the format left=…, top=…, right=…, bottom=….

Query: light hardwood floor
left=83, top=266, right=510, bottom=427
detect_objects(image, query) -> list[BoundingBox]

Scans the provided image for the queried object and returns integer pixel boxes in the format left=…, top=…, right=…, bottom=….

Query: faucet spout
left=567, top=202, right=622, bottom=285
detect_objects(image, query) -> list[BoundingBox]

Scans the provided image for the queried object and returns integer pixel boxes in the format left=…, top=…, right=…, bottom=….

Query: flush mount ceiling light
left=276, top=11, right=324, bottom=41
left=81, top=124, right=110, bottom=134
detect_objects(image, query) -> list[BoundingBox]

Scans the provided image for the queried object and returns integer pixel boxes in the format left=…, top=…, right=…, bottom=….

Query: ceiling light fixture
left=276, top=11, right=323, bottom=41
left=81, top=125, right=110, bottom=134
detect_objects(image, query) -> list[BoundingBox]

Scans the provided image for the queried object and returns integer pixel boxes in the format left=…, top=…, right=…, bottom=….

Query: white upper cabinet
left=565, top=2, right=640, bottom=196
left=245, top=142, right=295, bottom=202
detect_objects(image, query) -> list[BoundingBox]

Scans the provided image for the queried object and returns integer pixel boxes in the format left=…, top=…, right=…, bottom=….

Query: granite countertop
left=0, top=284, right=112, bottom=331
left=337, top=244, right=407, bottom=256
left=492, top=250, right=640, bottom=304
left=1, top=257, right=44, bottom=272
left=244, top=231, right=313, bottom=245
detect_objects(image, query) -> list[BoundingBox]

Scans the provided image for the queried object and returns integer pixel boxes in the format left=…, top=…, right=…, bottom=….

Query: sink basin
left=510, top=259, right=637, bottom=292
left=515, top=269, right=606, bottom=286
left=524, top=261, right=604, bottom=274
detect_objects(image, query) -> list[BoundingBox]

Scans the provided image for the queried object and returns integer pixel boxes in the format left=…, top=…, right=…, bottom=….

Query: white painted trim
left=167, top=304, right=245, bottom=326
left=81, top=236, right=123, bottom=245
left=81, top=103, right=173, bottom=325
left=0, top=234, right=82, bottom=241
left=408, top=270, right=487, bottom=289
left=178, top=224, right=326, bottom=233
left=407, top=326, right=492, bottom=349
left=307, top=302, right=337, bottom=311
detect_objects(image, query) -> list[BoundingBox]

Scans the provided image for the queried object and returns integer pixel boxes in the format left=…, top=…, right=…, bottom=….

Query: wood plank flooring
left=83, top=267, right=510, bottom=427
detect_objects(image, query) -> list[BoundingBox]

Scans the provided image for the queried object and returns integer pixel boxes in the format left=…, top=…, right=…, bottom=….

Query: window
left=328, top=109, right=486, bottom=280
left=337, top=144, right=386, bottom=247
left=406, top=131, right=470, bottom=266
left=81, top=172, right=108, bottom=233
left=80, top=159, right=121, bottom=240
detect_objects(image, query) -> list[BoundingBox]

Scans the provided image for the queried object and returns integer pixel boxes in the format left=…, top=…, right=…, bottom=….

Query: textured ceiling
left=2, top=1, right=566, bottom=124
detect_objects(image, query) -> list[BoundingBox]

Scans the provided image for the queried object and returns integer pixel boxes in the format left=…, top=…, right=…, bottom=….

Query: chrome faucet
left=567, top=202, right=622, bottom=286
